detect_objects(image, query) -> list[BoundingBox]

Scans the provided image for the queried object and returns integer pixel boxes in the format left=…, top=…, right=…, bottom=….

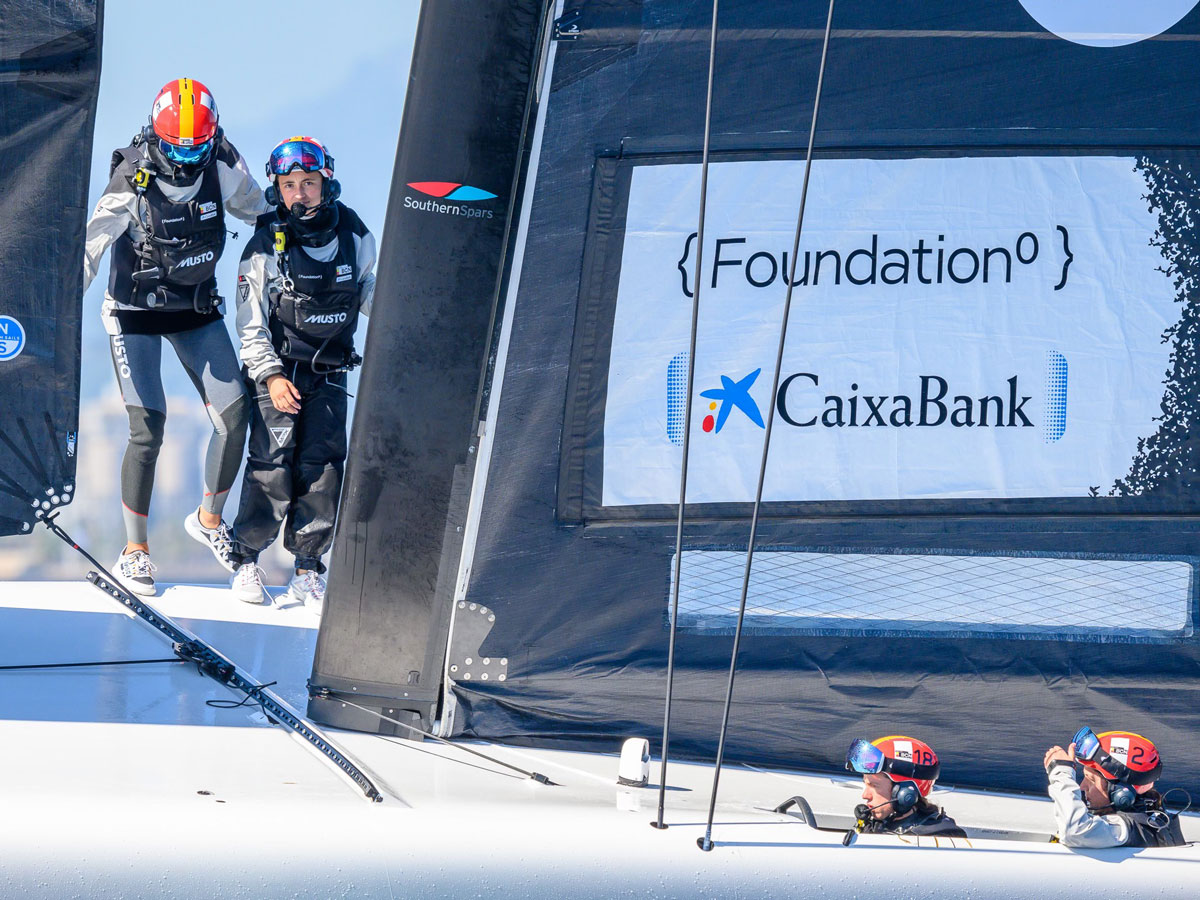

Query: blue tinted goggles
left=846, top=739, right=887, bottom=774
left=267, top=140, right=330, bottom=178
left=1072, top=727, right=1103, bottom=762
left=160, top=139, right=212, bottom=166
left=845, top=738, right=940, bottom=781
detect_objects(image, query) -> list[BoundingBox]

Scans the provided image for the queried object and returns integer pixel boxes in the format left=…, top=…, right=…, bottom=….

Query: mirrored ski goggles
left=845, top=739, right=939, bottom=781
left=1072, top=727, right=1159, bottom=786
left=160, top=139, right=213, bottom=166
left=267, top=139, right=330, bottom=178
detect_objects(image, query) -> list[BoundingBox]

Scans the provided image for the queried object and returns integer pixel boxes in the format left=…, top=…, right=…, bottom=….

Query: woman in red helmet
left=1043, top=727, right=1186, bottom=847
left=844, top=735, right=966, bottom=838
left=82, top=78, right=270, bottom=595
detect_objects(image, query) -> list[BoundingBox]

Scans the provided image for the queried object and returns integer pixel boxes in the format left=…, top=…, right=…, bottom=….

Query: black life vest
left=1116, top=807, right=1188, bottom=847
left=269, top=207, right=360, bottom=371
left=107, top=139, right=227, bottom=312
left=859, top=802, right=968, bottom=838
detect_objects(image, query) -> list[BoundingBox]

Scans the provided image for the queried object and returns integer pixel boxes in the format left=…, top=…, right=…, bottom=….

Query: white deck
left=1, top=581, right=1197, bottom=898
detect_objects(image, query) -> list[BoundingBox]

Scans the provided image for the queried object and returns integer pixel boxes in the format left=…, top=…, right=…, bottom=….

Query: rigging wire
left=653, top=0, right=722, bottom=832
left=320, top=695, right=557, bottom=785
left=0, top=658, right=182, bottom=671
left=697, top=0, right=837, bottom=853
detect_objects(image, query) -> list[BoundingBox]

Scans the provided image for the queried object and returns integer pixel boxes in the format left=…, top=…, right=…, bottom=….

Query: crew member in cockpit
left=1044, top=727, right=1186, bottom=847
left=844, top=735, right=966, bottom=838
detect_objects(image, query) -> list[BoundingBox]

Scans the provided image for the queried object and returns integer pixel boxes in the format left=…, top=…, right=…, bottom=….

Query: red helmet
left=150, top=78, right=219, bottom=148
left=871, top=735, right=940, bottom=797
left=1079, top=730, right=1162, bottom=793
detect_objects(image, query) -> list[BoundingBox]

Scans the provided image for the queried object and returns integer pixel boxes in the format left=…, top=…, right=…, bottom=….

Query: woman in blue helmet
left=226, top=136, right=377, bottom=612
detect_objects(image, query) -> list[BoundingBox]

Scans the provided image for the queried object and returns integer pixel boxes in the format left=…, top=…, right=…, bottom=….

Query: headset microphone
left=844, top=801, right=896, bottom=846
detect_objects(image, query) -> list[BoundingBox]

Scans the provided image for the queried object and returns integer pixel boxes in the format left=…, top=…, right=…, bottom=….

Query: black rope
left=654, top=0, right=721, bottom=834
left=327, top=695, right=557, bottom=786
left=0, top=658, right=182, bottom=672
left=39, top=511, right=107, bottom=569
left=698, top=0, right=837, bottom=854
left=207, top=680, right=278, bottom=712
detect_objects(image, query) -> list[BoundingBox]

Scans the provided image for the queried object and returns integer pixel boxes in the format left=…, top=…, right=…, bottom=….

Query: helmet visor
left=268, top=139, right=327, bottom=177
left=845, top=739, right=886, bottom=775
left=160, top=139, right=212, bottom=166
left=1073, top=726, right=1102, bottom=761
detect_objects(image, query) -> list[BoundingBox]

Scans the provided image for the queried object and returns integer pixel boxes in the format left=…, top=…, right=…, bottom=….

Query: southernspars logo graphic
left=0, top=315, right=26, bottom=361
left=408, top=182, right=497, bottom=202
left=405, top=181, right=497, bottom=219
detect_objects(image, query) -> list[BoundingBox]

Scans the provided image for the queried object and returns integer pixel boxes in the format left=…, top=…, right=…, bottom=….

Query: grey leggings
left=109, top=318, right=249, bottom=544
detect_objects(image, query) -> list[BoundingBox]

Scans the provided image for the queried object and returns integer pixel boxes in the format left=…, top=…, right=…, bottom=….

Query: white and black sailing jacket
left=83, top=135, right=269, bottom=333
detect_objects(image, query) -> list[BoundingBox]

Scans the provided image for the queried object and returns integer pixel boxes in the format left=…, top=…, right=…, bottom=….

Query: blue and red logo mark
left=700, top=368, right=765, bottom=433
left=408, top=181, right=497, bottom=202
left=666, top=353, right=765, bottom=445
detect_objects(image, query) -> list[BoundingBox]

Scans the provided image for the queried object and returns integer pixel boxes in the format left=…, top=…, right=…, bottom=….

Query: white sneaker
left=230, top=562, right=267, bottom=605
left=288, top=569, right=326, bottom=613
left=184, top=510, right=238, bottom=573
left=115, top=548, right=157, bottom=596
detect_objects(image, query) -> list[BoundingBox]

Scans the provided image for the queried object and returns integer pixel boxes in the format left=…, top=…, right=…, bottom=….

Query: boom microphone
left=844, top=801, right=895, bottom=846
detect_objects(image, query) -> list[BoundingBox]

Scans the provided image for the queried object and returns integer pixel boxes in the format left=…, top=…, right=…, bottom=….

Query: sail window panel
left=671, top=549, right=1194, bottom=642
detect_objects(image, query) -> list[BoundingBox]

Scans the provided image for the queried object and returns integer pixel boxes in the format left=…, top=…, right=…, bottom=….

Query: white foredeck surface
left=0, top=581, right=1197, bottom=898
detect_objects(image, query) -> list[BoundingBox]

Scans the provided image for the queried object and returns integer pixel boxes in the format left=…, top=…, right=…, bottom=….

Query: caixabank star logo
left=699, top=368, right=765, bottom=434
left=666, top=353, right=765, bottom=445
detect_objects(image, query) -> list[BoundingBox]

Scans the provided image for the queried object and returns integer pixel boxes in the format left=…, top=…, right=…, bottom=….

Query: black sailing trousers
left=231, top=365, right=348, bottom=572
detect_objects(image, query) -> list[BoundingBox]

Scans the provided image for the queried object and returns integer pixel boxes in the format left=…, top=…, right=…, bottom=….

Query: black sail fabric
left=451, top=1, right=1200, bottom=796
left=317, top=0, right=1200, bottom=797
left=0, top=1, right=103, bottom=535
left=307, top=0, right=550, bottom=731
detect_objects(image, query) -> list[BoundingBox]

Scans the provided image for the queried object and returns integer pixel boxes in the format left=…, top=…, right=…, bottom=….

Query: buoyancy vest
left=858, top=802, right=968, bottom=838
left=107, top=137, right=228, bottom=312
left=1116, top=807, right=1188, bottom=847
left=269, top=204, right=360, bottom=371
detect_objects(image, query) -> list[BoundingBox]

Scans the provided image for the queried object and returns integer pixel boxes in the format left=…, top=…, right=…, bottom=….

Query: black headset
left=889, top=779, right=922, bottom=815
left=1106, top=780, right=1139, bottom=811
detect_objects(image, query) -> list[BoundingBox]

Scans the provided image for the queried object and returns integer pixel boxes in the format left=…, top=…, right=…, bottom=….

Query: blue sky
left=82, top=0, right=420, bottom=397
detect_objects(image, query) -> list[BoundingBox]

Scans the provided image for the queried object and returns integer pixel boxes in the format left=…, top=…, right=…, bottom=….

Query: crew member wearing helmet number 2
left=227, top=137, right=376, bottom=612
left=844, top=735, right=966, bottom=838
left=1044, top=727, right=1186, bottom=847
left=83, top=78, right=270, bottom=596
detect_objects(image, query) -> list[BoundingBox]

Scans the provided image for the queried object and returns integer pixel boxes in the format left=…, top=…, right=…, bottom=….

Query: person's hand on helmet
left=1044, top=744, right=1076, bottom=772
